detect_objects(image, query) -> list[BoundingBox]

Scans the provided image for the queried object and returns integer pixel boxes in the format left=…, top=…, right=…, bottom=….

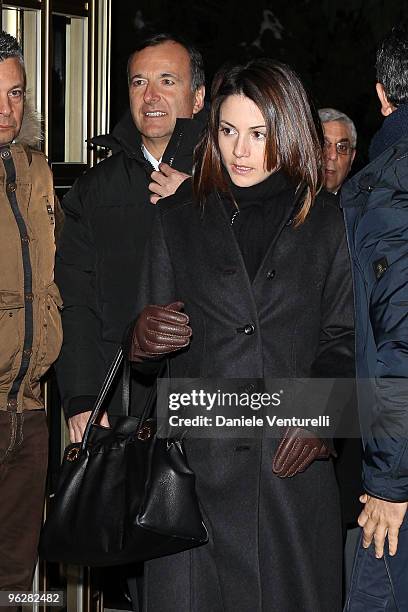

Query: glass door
left=0, top=3, right=111, bottom=611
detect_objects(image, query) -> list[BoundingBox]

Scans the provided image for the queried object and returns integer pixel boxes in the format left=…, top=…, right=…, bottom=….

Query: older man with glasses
left=319, top=107, right=357, bottom=196
left=319, top=108, right=361, bottom=598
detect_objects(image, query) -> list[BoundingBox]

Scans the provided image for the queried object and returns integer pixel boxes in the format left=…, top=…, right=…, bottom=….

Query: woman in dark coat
left=129, top=59, right=354, bottom=612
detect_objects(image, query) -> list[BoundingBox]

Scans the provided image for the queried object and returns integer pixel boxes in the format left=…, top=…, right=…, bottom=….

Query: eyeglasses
left=323, top=139, right=355, bottom=156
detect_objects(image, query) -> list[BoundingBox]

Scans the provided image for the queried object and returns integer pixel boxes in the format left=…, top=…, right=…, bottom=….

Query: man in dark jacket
left=342, top=24, right=408, bottom=611
left=55, top=34, right=205, bottom=441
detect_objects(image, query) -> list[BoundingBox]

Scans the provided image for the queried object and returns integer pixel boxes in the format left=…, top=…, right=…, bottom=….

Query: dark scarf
left=222, top=170, right=296, bottom=282
left=369, top=103, right=408, bottom=161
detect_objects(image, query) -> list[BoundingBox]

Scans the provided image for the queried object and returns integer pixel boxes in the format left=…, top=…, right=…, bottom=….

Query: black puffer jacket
left=55, top=110, right=206, bottom=417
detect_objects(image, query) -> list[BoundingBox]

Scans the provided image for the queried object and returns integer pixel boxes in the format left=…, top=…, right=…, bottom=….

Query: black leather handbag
left=39, top=349, right=208, bottom=567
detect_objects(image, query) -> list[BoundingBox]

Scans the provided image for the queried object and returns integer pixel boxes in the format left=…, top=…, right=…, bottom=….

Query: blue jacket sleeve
left=357, top=206, right=408, bottom=501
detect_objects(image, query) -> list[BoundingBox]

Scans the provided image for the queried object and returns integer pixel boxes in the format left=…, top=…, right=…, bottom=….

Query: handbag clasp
left=67, top=447, right=80, bottom=462
left=137, top=425, right=152, bottom=441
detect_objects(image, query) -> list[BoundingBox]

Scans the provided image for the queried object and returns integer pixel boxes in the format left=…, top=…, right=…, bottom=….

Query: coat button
left=266, top=269, right=276, bottom=279
left=25, top=293, right=34, bottom=302
left=238, top=382, right=256, bottom=392
left=7, top=398, right=17, bottom=409
left=1, top=149, right=10, bottom=159
left=236, top=324, right=256, bottom=334
left=7, top=182, right=16, bottom=193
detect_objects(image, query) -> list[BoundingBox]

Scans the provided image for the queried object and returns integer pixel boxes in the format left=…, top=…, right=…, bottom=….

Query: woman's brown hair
left=193, top=58, right=323, bottom=225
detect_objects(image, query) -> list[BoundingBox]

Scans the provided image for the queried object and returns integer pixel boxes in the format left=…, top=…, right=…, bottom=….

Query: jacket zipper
left=165, top=130, right=184, bottom=168
left=2, top=145, right=34, bottom=410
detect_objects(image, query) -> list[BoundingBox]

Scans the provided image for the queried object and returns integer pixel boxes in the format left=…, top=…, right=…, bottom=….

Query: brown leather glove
left=272, top=426, right=334, bottom=478
left=129, top=301, right=192, bottom=362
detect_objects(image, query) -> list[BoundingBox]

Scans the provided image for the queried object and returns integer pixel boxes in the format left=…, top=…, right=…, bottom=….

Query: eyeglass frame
left=323, top=139, right=355, bottom=156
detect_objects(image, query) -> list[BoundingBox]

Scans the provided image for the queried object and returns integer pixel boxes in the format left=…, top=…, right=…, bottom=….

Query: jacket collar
left=90, top=110, right=142, bottom=157
left=90, top=108, right=207, bottom=166
left=369, top=103, right=408, bottom=161
left=341, top=133, right=408, bottom=208
left=13, top=99, right=42, bottom=149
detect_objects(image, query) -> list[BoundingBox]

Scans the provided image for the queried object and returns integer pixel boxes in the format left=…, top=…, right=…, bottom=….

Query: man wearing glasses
left=319, top=108, right=357, bottom=195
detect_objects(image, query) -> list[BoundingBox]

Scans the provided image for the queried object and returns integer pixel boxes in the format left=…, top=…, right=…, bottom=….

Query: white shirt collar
left=141, top=144, right=161, bottom=171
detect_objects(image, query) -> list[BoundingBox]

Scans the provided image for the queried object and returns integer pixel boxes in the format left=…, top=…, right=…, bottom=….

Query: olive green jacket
left=0, top=108, right=62, bottom=412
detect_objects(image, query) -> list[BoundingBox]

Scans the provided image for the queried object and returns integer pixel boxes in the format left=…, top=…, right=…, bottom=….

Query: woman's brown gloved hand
left=272, top=426, right=335, bottom=478
left=129, top=301, right=192, bottom=362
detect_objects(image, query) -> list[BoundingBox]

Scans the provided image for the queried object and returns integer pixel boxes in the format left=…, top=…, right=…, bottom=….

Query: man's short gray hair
left=318, top=107, right=357, bottom=148
left=0, top=31, right=26, bottom=88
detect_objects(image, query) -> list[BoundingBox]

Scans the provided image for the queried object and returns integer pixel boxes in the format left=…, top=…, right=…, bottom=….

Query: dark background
left=110, top=0, right=408, bottom=169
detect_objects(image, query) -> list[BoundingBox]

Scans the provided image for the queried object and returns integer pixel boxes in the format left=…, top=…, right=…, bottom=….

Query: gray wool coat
left=135, top=185, right=354, bottom=612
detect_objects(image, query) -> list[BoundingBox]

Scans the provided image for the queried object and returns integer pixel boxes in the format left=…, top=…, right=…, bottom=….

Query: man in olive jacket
left=55, top=34, right=205, bottom=440
left=0, top=32, right=62, bottom=599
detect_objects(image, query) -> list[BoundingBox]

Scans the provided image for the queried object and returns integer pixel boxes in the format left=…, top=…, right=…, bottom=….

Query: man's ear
left=376, top=83, right=396, bottom=116
left=192, top=86, right=205, bottom=116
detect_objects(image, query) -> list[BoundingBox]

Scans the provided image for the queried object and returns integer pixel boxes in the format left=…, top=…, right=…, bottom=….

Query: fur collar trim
left=14, top=99, right=42, bottom=148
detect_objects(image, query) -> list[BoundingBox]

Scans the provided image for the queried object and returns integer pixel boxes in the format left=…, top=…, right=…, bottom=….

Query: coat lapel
left=199, top=192, right=256, bottom=302
left=192, top=186, right=302, bottom=308
left=251, top=186, right=306, bottom=299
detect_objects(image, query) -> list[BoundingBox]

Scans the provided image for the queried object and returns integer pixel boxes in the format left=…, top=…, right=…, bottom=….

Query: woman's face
left=218, top=94, right=274, bottom=187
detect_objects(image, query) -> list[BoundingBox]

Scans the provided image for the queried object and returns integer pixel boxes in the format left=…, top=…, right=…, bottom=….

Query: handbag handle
left=130, top=358, right=169, bottom=433
left=80, top=348, right=168, bottom=452
left=81, top=347, right=124, bottom=450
